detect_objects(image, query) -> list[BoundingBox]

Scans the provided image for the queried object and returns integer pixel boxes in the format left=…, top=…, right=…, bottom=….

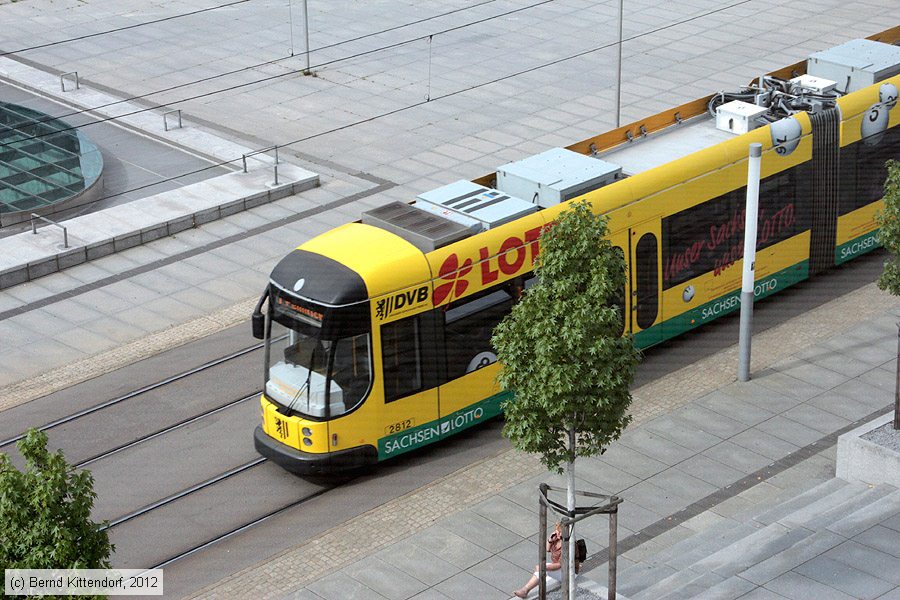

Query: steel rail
left=76, top=392, right=260, bottom=468
left=148, top=487, right=335, bottom=569
left=103, top=457, right=268, bottom=530
left=0, top=342, right=263, bottom=449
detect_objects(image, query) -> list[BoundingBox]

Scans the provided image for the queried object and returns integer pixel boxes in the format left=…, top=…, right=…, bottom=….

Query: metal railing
left=163, top=109, right=183, bottom=131
left=538, top=483, right=621, bottom=600
left=60, top=72, right=80, bottom=92
left=241, top=145, right=280, bottom=185
left=30, top=213, right=68, bottom=248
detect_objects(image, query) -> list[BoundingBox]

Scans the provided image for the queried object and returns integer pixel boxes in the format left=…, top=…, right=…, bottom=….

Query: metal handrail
left=60, top=71, right=79, bottom=92
left=30, top=213, right=68, bottom=248
left=163, top=109, right=183, bottom=131
left=241, top=145, right=280, bottom=172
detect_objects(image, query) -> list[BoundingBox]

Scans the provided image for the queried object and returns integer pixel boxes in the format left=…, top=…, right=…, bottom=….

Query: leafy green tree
left=0, top=428, right=113, bottom=598
left=493, top=199, right=640, bottom=599
left=875, top=159, right=900, bottom=429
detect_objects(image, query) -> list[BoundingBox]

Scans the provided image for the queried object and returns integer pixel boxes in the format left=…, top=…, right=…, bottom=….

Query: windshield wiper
left=284, top=335, right=319, bottom=417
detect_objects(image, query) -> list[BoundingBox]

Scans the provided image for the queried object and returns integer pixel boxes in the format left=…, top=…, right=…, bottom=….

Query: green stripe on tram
left=377, top=391, right=510, bottom=460
left=835, top=230, right=881, bottom=264
left=639, top=261, right=809, bottom=345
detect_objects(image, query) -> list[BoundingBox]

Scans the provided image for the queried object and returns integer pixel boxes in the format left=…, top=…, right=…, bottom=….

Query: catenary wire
left=4, top=0, right=754, bottom=210
left=1, top=0, right=508, bottom=129
left=1, top=0, right=555, bottom=148
left=0, top=0, right=253, bottom=58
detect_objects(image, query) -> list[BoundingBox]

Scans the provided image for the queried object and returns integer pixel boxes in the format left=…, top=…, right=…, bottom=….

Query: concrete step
left=634, top=523, right=810, bottom=599
left=738, top=529, right=848, bottom=586
left=751, top=478, right=850, bottom=526
left=826, top=486, right=900, bottom=538
left=799, top=483, right=896, bottom=531
left=619, top=480, right=897, bottom=598
left=776, top=481, right=873, bottom=528
left=642, top=518, right=752, bottom=571
left=631, top=567, right=724, bottom=600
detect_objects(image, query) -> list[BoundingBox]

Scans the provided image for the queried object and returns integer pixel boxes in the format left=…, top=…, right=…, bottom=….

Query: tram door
left=627, top=219, right=662, bottom=346
left=378, top=312, right=439, bottom=442
left=609, top=230, right=632, bottom=337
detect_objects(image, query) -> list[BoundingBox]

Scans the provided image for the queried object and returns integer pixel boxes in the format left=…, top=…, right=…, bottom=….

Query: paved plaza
left=1, top=1, right=900, bottom=598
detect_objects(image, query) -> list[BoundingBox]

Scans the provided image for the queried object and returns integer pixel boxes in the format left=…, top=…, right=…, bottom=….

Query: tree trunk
left=567, top=425, right=576, bottom=600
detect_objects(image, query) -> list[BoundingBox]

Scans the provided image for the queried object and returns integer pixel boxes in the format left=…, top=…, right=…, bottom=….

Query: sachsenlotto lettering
left=840, top=234, right=879, bottom=260
left=382, top=407, right=484, bottom=455
left=699, top=278, right=778, bottom=321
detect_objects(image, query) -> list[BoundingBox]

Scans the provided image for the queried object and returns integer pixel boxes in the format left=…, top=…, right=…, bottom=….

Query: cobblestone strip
left=189, top=283, right=900, bottom=599
left=628, top=282, right=900, bottom=424
left=188, top=449, right=547, bottom=600
left=0, top=298, right=257, bottom=413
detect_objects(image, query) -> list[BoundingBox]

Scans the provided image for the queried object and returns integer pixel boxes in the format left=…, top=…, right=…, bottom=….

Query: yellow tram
left=253, top=29, right=900, bottom=474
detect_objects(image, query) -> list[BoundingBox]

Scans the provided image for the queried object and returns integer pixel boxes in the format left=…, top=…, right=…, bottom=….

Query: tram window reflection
left=444, top=288, right=513, bottom=381
left=381, top=315, right=423, bottom=402
left=266, top=319, right=372, bottom=417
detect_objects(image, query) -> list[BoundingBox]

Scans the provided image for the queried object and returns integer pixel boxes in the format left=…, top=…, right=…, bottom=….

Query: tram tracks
left=0, top=342, right=263, bottom=450
left=149, top=486, right=334, bottom=570
left=0, top=338, right=332, bottom=570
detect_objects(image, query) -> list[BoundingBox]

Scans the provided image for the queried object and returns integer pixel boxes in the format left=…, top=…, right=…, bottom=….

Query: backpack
left=575, top=538, right=587, bottom=563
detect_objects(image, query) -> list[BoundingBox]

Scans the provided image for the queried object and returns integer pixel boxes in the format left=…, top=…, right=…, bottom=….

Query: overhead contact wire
left=2, top=0, right=753, bottom=208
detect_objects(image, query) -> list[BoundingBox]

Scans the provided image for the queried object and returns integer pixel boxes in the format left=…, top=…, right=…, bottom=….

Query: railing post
left=163, top=109, right=183, bottom=131
left=609, top=506, right=618, bottom=600
left=538, top=484, right=548, bottom=600
left=60, top=71, right=80, bottom=92
left=895, top=323, right=899, bottom=429
left=30, top=213, right=69, bottom=248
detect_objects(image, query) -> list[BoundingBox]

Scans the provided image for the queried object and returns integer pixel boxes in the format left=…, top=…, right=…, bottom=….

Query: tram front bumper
left=254, top=426, right=377, bottom=475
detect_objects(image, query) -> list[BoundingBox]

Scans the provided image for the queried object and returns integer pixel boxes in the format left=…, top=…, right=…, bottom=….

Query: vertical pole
left=615, top=0, right=623, bottom=128
left=287, top=0, right=294, bottom=56
left=738, top=143, right=762, bottom=381
left=609, top=508, right=617, bottom=600
left=301, top=0, right=310, bottom=73
left=894, top=323, right=899, bottom=429
left=566, top=426, right=576, bottom=600
left=538, top=488, right=547, bottom=600
left=561, top=518, right=570, bottom=600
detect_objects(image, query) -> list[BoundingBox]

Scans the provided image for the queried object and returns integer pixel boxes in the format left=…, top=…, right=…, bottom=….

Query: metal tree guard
left=538, top=483, right=622, bottom=600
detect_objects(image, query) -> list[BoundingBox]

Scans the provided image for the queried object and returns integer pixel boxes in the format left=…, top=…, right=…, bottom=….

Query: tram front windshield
left=265, top=316, right=371, bottom=419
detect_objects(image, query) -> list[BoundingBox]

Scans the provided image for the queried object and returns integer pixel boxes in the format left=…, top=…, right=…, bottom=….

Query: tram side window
left=381, top=315, right=423, bottom=402
left=840, top=125, right=900, bottom=214
left=443, top=287, right=514, bottom=381
left=634, top=235, right=658, bottom=330
left=662, top=172, right=803, bottom=289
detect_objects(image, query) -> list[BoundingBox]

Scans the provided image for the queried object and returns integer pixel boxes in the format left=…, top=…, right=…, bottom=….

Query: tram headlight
left=302, top=427, right=312, bottom=436
left=302, top=437, right=313, bottom=447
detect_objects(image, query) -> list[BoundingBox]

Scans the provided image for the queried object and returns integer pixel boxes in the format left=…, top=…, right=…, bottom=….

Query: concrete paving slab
left=702, top=440, right=773, bottom=474
left=410, top=525, right=494, bottom=571
left=344, top=555, right=430, bottom=600
left=730, top=428, right=801, bottom=461
left=783, top=404, right=854, bottom=435
left=854, top=525, right=900, bottom=560
left=675, top=453, right=746, bottom=489
left=616, top=427, right=696, bottom=467
left=433, top=571, right=508, bottom=600
left=825, top=540, right=900, bottom=586
left=304, top=571, right=391, bottom=600
left=795, top=554, right=895, bottom=599
left=373, top=542, right=459, bottom=588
